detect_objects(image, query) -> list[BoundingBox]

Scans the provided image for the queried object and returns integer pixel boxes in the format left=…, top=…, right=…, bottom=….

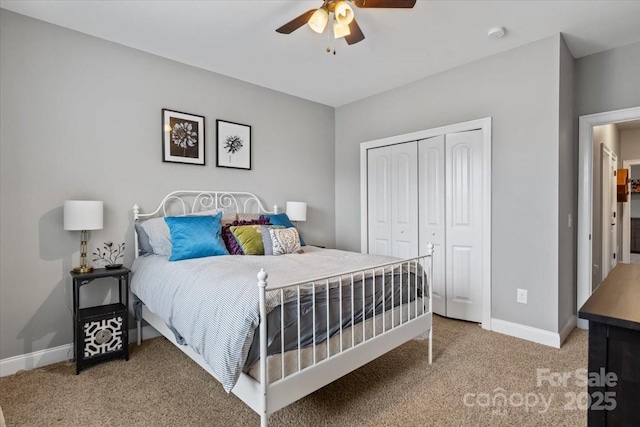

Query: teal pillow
left=261, top=213, right=306, bottom=246
left=165, top=213, right=228, bottom=261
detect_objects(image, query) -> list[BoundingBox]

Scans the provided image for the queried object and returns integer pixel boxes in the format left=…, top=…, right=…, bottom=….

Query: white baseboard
left=491, top=317, right=574, bottom=348
left=0, top=325, right=161, bottom=377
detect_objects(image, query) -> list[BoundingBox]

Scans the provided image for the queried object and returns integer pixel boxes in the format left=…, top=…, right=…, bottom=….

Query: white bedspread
left=130, top=247, right=400, bottom=392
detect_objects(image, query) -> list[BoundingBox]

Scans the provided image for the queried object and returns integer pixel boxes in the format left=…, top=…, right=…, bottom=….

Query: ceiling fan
left=276, top=0, right=417, bottom=46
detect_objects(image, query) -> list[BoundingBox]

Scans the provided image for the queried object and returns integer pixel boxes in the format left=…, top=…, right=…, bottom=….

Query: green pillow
left=230, top=225, right=265, bottom=255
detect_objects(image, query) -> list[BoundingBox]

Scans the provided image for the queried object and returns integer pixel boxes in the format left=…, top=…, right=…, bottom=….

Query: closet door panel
left=391, top=142, right=419, bottom=258
left=367, top=146, right=393, bottom=256
left=445, top=130, right=483, bottom=323
left=418, top=135, right=446, bottom=316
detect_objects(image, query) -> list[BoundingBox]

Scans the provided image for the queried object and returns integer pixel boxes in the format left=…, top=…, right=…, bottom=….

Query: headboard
left=132, top=190, right=278, bottom=257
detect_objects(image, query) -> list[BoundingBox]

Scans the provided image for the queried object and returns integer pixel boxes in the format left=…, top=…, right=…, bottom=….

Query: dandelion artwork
left=217, top=119, right=252, bottom=170
left=162, top=109, right=205, bottom=165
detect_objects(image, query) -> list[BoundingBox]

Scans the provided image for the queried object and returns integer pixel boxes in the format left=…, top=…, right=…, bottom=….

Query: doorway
left=577, top=106, right=640, bottom=329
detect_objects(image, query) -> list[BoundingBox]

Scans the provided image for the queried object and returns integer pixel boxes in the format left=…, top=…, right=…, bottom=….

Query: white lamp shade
left=64, top=200, right=104, bottom=230
left=334, top=1, right=354, bottom=25
left=308, top=8, right=328, bottom=33
left=333, top=20, right=351, bottom=39
left=286, top=202, right=307, bottom=222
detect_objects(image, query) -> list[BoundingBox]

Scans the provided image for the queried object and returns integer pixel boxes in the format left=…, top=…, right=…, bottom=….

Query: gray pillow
left=134, top=221, right=153, bottom=255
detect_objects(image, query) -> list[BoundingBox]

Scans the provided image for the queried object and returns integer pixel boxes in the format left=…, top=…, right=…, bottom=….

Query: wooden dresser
left=578, top=263, right=640, bottom=426
left=631, top=218, right=640, bottom=253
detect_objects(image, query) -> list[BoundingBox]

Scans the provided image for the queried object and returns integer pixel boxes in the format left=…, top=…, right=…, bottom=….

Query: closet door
left=367, top=142, right=418, bottom=257
left=391, top=142, right=419, bottom=258
left=367, top=146, right=393, bottom=255
left=445, top=130, right=483, bottom=322
left=418, top=135, right=446, bottom=316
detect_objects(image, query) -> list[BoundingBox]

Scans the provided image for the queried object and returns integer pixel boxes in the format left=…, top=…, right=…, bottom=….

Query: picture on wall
left=216, top=119, right=251, bottom=170
left=162, top=109, right=205, bottom=165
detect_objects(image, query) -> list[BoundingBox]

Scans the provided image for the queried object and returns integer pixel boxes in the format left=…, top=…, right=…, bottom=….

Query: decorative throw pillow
left=269, top=228, right=302, bottom=256
left=230, top=225, right=265, bottom=255
left=260, top=225, right=286, bottom=255
left=165, top=212, right=229, bottom=261
left=261, top=213, right=306, bottom=246
left=236, top=213, right=263, bottom=222
left=222, top=217, right=271, bottom=255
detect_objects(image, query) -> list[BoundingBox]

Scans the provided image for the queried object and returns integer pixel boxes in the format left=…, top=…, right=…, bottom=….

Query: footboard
left=254, top=245, right=434, bottom=426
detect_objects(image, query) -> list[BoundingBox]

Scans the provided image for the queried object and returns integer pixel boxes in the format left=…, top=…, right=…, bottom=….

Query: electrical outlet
left=517, top=288, right=528, bottom=304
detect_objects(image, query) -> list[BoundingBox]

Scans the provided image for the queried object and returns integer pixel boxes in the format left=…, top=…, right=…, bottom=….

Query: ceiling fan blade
left=344, top=19, right=365, bottom=45
left=275, top=9, right=317, bottom=34
left=353, top=0, right=416, bottom=8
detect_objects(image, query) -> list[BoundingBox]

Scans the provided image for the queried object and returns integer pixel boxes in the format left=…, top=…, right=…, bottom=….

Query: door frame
left=359, top=117, right=492, bottom=330
left=577, top=106, right=640, bottom=329
left=622, top=159, right=640, bottom=263
left=600, top=144, right=617, bottom=280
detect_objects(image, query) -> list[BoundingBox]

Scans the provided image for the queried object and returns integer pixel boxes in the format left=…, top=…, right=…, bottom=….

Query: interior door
left=418, top=135, right=446, bottom=316
left=445, top=130, right=483, bottom=323
left=601, top=145, right=618, bottom=279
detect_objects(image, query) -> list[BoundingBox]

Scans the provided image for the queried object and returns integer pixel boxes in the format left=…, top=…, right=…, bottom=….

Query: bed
left=131, top=190, right=433, bottom=426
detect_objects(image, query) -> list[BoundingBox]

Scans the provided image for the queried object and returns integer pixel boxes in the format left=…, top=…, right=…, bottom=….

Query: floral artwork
left=217, top=120, right=252, bottom=170
left=171, top=120, right=198, bottom=157
left=224, top=135, right=244, bottom=155
left=162, top=109, right=205, bottom=165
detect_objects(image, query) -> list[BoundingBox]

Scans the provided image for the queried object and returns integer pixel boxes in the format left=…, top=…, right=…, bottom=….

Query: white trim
left=360, top=117, right=492, bottom=330
left=622, top=159, right=640, bottom=263
left=491, top=318, right=565, bottom=348
left=577, top=106, right=640, bottom=330
left=0, top=325, right=161, bottom=377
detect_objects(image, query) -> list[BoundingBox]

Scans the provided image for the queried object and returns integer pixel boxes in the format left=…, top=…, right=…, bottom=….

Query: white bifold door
left=419, top=131, right=484, bottom=322
left=367, top=142, right=418, bottom=258
left=367, top=130, right=484, bottom=323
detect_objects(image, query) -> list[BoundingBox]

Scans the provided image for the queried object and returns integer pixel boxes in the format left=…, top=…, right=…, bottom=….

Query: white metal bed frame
left=132, top=190, right=433, bottom=426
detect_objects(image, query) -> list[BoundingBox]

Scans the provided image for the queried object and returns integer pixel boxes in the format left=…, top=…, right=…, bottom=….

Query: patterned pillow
left=222, top=217, right=271, bottom=255
left=269, top=228, right=302, bottom=256
left=230, top=225, right=265, bottom=255
left=260, top=225, right=286, bottom=255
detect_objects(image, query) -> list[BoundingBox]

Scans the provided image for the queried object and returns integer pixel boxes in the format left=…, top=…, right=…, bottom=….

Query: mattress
left=131, top=247, right=426, bottom=392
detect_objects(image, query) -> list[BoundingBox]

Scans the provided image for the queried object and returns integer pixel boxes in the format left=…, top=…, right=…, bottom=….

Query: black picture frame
left=162, top=109, right=205, bottom=165
left=216, top=119, right=252, bottom=170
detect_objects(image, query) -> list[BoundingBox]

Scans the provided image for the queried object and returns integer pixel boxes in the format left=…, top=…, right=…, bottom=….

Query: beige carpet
left=0, top=316, right=587, bottom=426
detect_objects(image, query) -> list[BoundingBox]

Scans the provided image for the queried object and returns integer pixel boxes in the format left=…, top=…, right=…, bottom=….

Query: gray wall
left=0, top=10, right=335, bottom=360
left=336, top=35, right=564, bottom=332
left=557, top=36, right=576, bottom=330
left=575, top=41, right=640, bottom=117
left=620, top=128, right=640, bottom=161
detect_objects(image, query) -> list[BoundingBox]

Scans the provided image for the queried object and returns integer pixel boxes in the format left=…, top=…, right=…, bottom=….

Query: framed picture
left=216, top=120, right=251, bottom=170
left=162, top=109, right=205, bottom=165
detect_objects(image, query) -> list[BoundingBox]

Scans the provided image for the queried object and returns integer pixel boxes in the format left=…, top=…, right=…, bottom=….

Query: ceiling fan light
left=333, top=20, right=351, bottom=38
left=334, top=1, right=354, bottom=25
left=308, top=8, right=329, bottom=33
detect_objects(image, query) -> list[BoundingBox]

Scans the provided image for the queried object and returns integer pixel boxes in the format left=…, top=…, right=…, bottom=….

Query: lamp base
left=72, top=266, right=94, bottom=273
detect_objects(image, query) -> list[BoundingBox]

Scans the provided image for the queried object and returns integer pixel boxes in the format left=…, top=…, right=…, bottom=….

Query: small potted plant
left=92, top=242, right=125, bottom=269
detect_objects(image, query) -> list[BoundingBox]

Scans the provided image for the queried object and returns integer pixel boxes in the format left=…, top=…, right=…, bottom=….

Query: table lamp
left=64, top=200, right=103, bottom=273
left=286, top=201, right=307, bottom=227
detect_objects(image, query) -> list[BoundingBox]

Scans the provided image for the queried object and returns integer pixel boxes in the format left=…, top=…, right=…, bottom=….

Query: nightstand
left=70, top=267, right=130, bottom=374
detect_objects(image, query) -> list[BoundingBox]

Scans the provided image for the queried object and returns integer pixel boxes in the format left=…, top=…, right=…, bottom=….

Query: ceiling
left=2, top=1, right=640, bottom=107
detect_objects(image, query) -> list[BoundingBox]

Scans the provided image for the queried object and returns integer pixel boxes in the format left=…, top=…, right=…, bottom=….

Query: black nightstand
left=70, top=267, right=130, bottom=374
